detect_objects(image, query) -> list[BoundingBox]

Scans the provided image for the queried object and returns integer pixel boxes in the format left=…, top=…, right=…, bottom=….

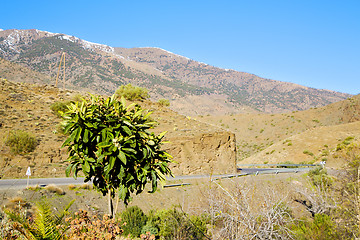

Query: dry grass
left=68, top=184, right=77, bottom=190
left=44, top=184, right=65, bottom=195
left=79, top=183, right=92, bottom=190
left=26, top=185, right=41, bottom=191
left=3, top=197, right=27, bottom=210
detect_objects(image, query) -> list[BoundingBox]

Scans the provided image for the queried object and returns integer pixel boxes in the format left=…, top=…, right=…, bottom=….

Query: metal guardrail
left=164, top=167, right=317, bottom=186
left=164, top=183, right=191, bottom=188
left=237, top=163, right=322, bottom=167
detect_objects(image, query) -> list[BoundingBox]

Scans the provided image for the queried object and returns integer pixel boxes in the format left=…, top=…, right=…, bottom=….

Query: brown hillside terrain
left=0, top=77, right=236, bottom=179
left=0, top=29, right=351, bottom=117
left=241, top=122, right=360, bottom=167
left=199, top=94, right=360, bottom=162
left=0, top=57, right=51, bottom=85
left=115, top=47, right=351, bottom=113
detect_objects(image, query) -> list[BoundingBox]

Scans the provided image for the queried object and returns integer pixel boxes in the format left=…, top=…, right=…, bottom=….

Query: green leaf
left=122, top=125, right=132, bottom=135
left=62, top=137, right=72, bottom=147
left=97, top=142, right=111, bottom=148
left=122, top=148, right=137, bottom=154
left=119, top=151, right=127, bottom=165
left=158, top=131, right=167, bottom=139
left=65, top=164, right=72, bottom=177
left=109, top=156, right=116, bottom=170
left=83, top=161, right=90, bottom=173
left=83, top=128, right=89, bottom=143
left=120, top=96, right=126, bottom=107
left=119, top=185, right=128, bottom=201
left=149, top=170, right=157, bottom=193
left=143, top=111, right=152, bottom=120
left=75, top=127, right=82, bottom=142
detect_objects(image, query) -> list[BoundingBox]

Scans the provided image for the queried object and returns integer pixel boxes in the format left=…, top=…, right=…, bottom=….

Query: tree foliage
left=61, top=94, right=173, bottom=214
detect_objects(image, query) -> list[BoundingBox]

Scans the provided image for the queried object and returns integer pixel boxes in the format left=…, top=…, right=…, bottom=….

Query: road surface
left=0, top=168, right=313, bottom=190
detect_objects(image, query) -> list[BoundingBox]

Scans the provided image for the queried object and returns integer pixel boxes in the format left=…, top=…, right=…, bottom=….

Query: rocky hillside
left=116, top=47, right=351, bottom=114
left=0, top=77, right=236, bottom=179
left=200, top=93, right=360, bottom=165
left=0, top=28, right=351, bottom=116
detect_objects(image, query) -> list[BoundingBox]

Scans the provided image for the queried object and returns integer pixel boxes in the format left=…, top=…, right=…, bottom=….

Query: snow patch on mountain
left=57, top=34, right=114, bottom=53
left=0, top=28, right=128, bottom=61
left=139, top=47, right=191, bottom=61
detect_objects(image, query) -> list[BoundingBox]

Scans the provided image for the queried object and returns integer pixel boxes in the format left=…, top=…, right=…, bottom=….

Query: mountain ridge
left=0, top=28, right=351, bottom=115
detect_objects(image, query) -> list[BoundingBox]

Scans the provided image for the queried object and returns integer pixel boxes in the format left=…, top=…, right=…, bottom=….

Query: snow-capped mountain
left=0, top=28, right=352, bottom=115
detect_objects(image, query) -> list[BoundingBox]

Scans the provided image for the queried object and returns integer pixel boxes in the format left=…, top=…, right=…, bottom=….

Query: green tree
left=115, top=83, right=149, bottom=101
left=62, top=94, right=173, bottom=217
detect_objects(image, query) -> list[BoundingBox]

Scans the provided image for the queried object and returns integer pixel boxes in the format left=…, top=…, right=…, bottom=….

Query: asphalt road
left=0, top=168, right=313, bottom=190
left=0, top=174, right=238, bottom=190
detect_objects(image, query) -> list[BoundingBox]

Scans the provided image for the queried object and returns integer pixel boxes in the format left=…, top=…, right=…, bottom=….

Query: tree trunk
left=108, top=189, right=114, bottom=218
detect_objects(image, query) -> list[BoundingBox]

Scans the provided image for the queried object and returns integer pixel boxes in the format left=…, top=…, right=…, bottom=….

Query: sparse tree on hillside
left=61, top=94, right=173, bottom=218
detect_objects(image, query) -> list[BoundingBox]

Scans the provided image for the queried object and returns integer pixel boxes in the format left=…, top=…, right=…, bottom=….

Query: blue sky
left=1, top=0, right=359, bottom=94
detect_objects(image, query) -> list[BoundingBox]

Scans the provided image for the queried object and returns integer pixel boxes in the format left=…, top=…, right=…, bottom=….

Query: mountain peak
left=0, top=28, right=352, bottom=115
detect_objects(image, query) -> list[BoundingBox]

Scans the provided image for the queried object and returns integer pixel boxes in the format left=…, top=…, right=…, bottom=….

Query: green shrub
left=5, top=130, right=37, bottom=154
left=115, top=83, right=149, bottom=101
left=71, top=94, right=84, bottom=102
left=153, top=206, right=209, bottom=240
left=307, top=167, right=333, bottom=188
left=141, top=222, right=158, bottom=236
left=119, top=206, right=147, bottom=238
left=303, top=150, right=314, bottom=156
left=291, top=214, right=339, bottom=240
left=157, top=98, right=170, bottom=107
left=336, top=136, right=355, bottom=151
left=50, top=101, right=71, bottom=116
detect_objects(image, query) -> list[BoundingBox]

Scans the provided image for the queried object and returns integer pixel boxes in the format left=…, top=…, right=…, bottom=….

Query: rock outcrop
left=166, top=132, right=237, bottom=175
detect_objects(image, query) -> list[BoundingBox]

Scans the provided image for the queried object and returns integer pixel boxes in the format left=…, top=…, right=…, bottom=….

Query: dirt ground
left=0, top=172, right=312, bottom=220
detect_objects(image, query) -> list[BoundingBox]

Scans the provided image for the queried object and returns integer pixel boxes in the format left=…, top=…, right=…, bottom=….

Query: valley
left=0, top=27, right=360, bottom=239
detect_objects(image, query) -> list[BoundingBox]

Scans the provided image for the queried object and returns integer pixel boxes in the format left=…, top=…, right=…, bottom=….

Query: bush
left=336, top=136, right=355, bottom=151
left=307, top=167, right=333, bottom=188
left=153, top=206, right=208, bottom=240
left=291, top=214, right=340, bottom=240
left=303, top=150, right=314, bottom=156
left=5, top=130, right=37, bottom=154
left=157, top=98, right=170, bottom=107
left=141, top=222, right=159, bottom=236
left=67, top=209, right=123, bottom=239
left=44, top=184, right=65, bottom=195
left=119, top=206, right=147, bottom=238
left=50, top=101, right=71, bottom=116
left=115, top=83, right=149, bottom=101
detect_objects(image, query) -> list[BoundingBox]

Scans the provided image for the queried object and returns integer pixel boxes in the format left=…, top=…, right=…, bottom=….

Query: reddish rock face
left=166, top=132, right=237, bottom=175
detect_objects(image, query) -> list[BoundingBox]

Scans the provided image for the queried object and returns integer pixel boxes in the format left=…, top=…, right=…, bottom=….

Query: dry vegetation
left=0, top=35, right=360, bottom=238
left=199, top=94, right=360, bottom=165
left=0, top=76, right=234, bottom=179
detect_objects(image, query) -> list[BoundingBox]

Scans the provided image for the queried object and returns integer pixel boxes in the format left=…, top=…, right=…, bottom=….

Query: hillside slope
left=0, top=28, right=351, bottom=116
left=115, top=47, right=351, bottom=113
left=200, top=94, right=360, bottom=161
left=0, top=77, right=236, bottom=179
left=241, top=121, right=360, bottom=167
